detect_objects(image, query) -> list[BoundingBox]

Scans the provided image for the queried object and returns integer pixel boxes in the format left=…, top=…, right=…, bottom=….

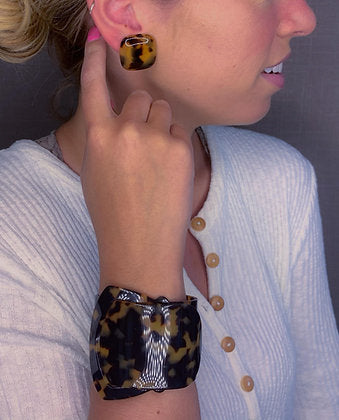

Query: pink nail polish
left=87, top=26, right=101, bottom=42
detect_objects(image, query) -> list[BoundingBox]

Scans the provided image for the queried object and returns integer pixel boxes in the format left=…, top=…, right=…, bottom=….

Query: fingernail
left=87, top=26, right=101, bottom=42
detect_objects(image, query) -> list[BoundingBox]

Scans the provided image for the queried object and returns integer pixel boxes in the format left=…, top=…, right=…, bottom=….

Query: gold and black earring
left=120, top=34, right=157, bottom=71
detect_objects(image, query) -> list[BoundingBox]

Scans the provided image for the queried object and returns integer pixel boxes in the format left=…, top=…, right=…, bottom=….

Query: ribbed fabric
left=0, top=126, right=338, bottom=419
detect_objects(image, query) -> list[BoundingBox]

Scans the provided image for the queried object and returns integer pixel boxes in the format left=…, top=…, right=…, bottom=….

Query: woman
left=0, top=0, right=338, bottom=419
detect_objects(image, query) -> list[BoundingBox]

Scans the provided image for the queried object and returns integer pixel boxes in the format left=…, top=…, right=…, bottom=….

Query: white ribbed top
left=0, top=126, right=338, bottom=419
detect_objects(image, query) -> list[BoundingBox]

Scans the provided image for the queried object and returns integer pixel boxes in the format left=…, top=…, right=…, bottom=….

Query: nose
left=277, top=0, right=317, bottom=39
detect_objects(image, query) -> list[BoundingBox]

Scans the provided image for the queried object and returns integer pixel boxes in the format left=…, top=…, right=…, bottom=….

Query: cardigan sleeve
left=0, top=248, right=91, bottom=420
left=288, top=160, right=339, bottom=419
left=0, top=142, right=97, bottom=419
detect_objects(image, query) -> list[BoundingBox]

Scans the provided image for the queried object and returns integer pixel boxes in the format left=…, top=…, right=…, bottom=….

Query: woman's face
left=140, top=0, right=316, bottom=128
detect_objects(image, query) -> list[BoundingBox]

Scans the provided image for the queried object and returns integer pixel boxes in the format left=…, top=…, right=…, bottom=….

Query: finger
left=147, top=99, right=172, bottom=131
left=80, top=27, right=115, bottom=128
left=119, top=90, right=153, bottom=123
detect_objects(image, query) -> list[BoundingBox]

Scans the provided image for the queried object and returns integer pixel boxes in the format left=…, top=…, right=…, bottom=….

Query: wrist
left=99, top=274, right=186, bottom=301
left=98, top=257, right=185, bottom=300
left=90, top=285, right=201, bottom=400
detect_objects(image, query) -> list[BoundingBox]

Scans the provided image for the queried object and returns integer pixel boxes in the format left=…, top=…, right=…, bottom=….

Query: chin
left=231, top=98, right=272, bottom=126
left=195, top=97, right=272, bottom=129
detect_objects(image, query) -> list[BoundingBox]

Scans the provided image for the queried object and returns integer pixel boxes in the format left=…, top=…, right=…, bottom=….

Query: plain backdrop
left=0, top=0, right=338, bottom=326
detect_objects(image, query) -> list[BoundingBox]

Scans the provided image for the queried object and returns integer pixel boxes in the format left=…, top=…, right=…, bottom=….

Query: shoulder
left=205, top=125, right=311, bottom=168
left=0, top=139, right=40, bottom=195
left=0, top=139, right=48, bottom=180
left=0, top=139, right=49, bottom=209
left=204, top=125, right=316, bottom=193
left=0, top=137, right=80, bottom=194
left=0, top=138, right=83, bottom=245
left=0, top=138, right=36, bottom=160
left=0, top=136, right=59, bottom=164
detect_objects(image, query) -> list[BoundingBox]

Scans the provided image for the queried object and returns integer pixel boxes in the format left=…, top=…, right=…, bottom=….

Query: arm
left=289, top=161, right=339, bottom=419
left=0, top=249, right=91, bottom=419
left=89, top=382, right=200, bottom=420
left=80, top=32, right=200, bottom=419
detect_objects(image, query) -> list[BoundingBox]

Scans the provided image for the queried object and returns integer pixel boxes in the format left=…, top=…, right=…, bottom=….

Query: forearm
left=89, top=381, right=200, bottom=419
left=98, top=245, right=186, bottom=300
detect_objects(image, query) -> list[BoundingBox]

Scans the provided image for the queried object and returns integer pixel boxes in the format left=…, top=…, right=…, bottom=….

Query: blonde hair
left=0, top=0, right=89, bottom=86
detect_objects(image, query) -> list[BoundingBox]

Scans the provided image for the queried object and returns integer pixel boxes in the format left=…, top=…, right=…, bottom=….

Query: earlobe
left=87, top=0, right=142, bottom=51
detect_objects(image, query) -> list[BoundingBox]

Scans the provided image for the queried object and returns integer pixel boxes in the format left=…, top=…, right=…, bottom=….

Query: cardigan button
left=209, top=295, right=224, bottom=311
left=191, top=217, right=206, bottom=231
left=221, top=336, right=235, bottom=353
left=206, top=253, right=219, bottom=268
left=241, top=376, right=254, bottom=392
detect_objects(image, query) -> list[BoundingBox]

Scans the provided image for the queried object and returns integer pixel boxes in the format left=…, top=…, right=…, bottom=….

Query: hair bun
left=0, top=0, right=49, bottom=63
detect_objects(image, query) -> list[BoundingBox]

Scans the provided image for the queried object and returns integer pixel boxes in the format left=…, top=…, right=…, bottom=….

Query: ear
left=87, top=0, right=142, bottom=50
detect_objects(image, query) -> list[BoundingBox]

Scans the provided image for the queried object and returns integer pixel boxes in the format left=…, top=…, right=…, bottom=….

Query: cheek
left=157, top=4, right=278, bottom=97
left=250, top=23, right=277, bottom=57
left=231, top=23, right=276, bottom=72
left=220, top=4, right=278, bottom=70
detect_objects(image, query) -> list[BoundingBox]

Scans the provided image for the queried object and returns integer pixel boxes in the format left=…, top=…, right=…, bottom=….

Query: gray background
left=0, top=0, right=338, bottom=325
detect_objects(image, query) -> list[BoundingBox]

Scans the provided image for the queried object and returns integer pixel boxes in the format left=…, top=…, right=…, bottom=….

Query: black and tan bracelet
left=89, top=286, right=201, bottom=399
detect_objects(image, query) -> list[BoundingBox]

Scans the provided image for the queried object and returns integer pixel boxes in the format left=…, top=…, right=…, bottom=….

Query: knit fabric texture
left=0, top=126, right=338, bottom=419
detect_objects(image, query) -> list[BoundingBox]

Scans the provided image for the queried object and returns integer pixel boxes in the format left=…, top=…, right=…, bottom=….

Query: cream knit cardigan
left=0, top=126, right=338, bottom=419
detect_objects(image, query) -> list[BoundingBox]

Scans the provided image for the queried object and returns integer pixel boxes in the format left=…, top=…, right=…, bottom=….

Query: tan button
left=241, top=376, right=254, bottom=392
left=209, top=295, right=224, bottom=311
left=206, top=253, right=219, bottom=268
left=221, top=336, right=235, bottom=353
left=190, top=217, right=206, bottom=232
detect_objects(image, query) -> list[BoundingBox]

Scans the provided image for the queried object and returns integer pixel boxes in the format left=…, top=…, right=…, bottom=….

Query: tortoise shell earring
left=120, top=34, right=157, bottom=71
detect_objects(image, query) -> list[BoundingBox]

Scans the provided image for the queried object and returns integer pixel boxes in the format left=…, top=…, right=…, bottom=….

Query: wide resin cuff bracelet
left=89, top=286, right=201, bottom=399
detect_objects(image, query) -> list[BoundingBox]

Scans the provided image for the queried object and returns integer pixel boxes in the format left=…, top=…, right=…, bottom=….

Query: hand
left=80, top=34, right=195, bottom=294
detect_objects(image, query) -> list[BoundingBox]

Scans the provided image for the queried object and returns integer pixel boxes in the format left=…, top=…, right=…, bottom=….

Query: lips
left=261, top=72, right=285, bottom=89
left=260, top=52, right=291, bottom=89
